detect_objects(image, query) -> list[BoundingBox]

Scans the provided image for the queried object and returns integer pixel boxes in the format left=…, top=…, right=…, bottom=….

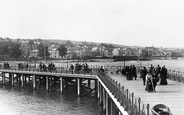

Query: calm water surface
left=1, top=59, right=184, bottom=115
left=86, top=58, right=184, bottom=72
left=0, top=83, right=103, bottom=115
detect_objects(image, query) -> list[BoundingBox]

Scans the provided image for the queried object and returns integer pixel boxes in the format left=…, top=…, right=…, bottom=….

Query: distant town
left=0, top=37, right=183, bottom=62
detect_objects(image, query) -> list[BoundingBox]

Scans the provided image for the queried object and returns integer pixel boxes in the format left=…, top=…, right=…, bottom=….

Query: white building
left=30, top=50, right=39, bottom=57
left=49, top=48, right=60, bottom=58
left=112, top=49, right=120, bottom=56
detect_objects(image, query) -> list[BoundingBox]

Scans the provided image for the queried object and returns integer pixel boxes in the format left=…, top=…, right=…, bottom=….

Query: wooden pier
left=0, top=68, right=130, bottom=115
left=2, top=65, right=180, bottom=115
left=0, top=69, right=97, bottom=96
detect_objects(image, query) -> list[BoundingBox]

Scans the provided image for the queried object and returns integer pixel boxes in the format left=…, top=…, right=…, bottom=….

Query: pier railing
left=97, top=70, right=159, bottom=115
left=167, top=70, right=184, bottom=83
left=2, top=64, right=180, bottom=114
left=0, top=65, right=98, bottom=76
left=4, top=64, right=184, bottom=83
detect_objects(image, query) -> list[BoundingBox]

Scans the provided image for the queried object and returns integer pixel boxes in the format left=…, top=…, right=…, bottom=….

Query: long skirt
left=126, top=73, right=133, bottom=80
left=145, top=80, right=154, bottom=92
left=159, top=75, right=168, bottom=85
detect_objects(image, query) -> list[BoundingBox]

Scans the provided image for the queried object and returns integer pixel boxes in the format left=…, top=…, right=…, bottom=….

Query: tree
left=65, top=40, right=74, bottom=47
left=0, top=41, right=11, bottom=55
left=28, top=40, right=34, bottom=51
left=9, top=43, right=22, bottom=59
left=38, top=43, right=50, bottom=59
left=58, top=44, right=67, bottom=57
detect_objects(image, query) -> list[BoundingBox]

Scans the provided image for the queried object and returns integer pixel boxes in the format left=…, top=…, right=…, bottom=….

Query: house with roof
left=30, top=50, right=39, bottom=57
left=112, top=48, right=120, bottom=56
left=48, top=48, right=60, bottom=58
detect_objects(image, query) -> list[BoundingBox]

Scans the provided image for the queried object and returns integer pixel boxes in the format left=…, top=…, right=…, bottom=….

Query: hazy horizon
left=1, top=0, right=184, bottom=48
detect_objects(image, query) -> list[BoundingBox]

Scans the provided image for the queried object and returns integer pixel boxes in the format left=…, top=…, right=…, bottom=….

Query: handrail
left=167, top=70, right=184, bottom=83
left=2, top=64, right=184, bottom=83
left=0, top=66, right=98, bottom=76
left=97, top=69, right=159, bottom=115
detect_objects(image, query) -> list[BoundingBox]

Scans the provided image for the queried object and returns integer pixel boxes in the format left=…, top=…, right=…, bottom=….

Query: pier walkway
left=109, top=73, right=184, bottom=115
left=0, top=66, right=183, bottom=114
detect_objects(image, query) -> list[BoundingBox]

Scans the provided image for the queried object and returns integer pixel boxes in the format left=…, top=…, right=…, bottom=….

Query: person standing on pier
left=159, top=65, right=168, bottom=85
left=145, top=70, right=154, bottom=92
left=132, top=65, right=137, bottom=80
left=152, top=71, right=158, bottom=92
left=155, top=65, right=161, bottom=82
left=69, top=64, right=74, bottom=73
left=100, top=66, right=104, bottom=72
left=140, top=66, right=147, bottom=85
left=155, top=65, right=161, bottom=76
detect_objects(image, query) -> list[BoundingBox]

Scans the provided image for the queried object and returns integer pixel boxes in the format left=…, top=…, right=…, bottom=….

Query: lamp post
left=44, top=44, right=46, bottom=62
left=77, top=54, right=79, bottom=63
left=147, top=52, right=149, bottom=67
left=148, top=59, right=149, bottom=67
left=67, top=55, right=70, bottom=69
left=66, top=55, right=68, bottom=69
left=123, top=54, right=125, bottom=68
left=138, top=54, right=141, bottom=67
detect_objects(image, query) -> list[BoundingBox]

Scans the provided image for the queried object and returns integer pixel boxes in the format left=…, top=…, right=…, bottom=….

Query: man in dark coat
left=140, top=66, right=147, bottom=85
left=155, top=65, right=161, bottom=76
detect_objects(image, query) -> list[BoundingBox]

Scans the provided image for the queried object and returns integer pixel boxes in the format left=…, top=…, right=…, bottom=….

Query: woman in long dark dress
left=145, top=70, right=154, bottom=92
left=159, top=66, right=168, bottom=85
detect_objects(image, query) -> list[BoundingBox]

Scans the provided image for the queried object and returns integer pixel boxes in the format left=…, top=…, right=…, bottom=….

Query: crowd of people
left=39, top=62, right=56, bottom=72
left=3, top=63, right=10, bottom=69
left=122, top=64, right=168, bottom=93
left=141, top=64, right=168, bottom=92
left=1, top=61, right=92, bottom=74
left=122, top=65, right=137, bottom=80
left=18, top=63, right=29, bottom=69
left=70, top=63, right=91, bottom=73
left=99, top=64, right=168, bottom=93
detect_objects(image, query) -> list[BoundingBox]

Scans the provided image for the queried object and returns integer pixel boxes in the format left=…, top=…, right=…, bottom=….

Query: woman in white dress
left=145, top=70, right=154, bottom=92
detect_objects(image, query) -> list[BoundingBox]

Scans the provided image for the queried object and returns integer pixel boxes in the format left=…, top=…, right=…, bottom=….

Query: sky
left=1, top=0, right=184, bottom=48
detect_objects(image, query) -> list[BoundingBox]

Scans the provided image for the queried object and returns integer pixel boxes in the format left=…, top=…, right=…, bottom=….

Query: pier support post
left=88, top=79, right=91, bottom=87
left=33, top=75, right=36, bottom=90
left=2, top=72, right=5, bottom=86
left=60, top=77, right=63, bottom=93
left=38, top=76, right=41, bottom=88
left=94, top=80, right=98, bottom=98
left=27, top=75, right=30, bottom=85
left=46, top=76, right=49, bottom=92
left=99, top=83, right=103, bottom=105
left=21, top=74, right=24, bottom=88
left=18, top=74, right=21, bottom=85
left=105, top=92, right=109, bottom=115
left=103, top=88, right=106, bottom=110
left=24, top=75, right=27, bottom=84
left=16, top=74, right=19, bottom=84
left=9, top=73, right=12, bottom=84
left=11, top=73, right=14, bottom=87
left=50, top=77, right=52, bottom=87
left=77, top=78, right=81, bottom=96
left=97, top=80, right=100, bottom=99
left=110, top=101, right=116, bottom=115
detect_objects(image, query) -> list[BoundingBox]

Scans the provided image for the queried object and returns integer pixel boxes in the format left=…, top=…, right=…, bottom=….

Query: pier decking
left=0, top=69, right=97, bottom=79
left=110, top=73, right=184, bottom=115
